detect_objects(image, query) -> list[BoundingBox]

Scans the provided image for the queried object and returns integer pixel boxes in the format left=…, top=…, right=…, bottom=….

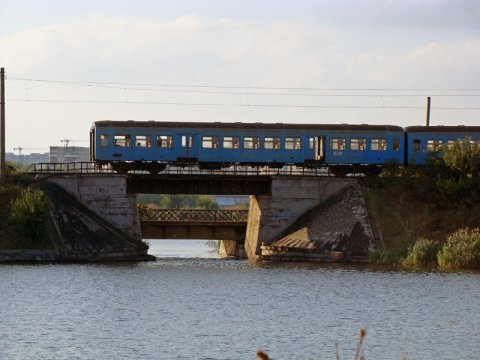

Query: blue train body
left=405, top=126, right=480, bottom=165
left=89, top=120, right=480, bottom=174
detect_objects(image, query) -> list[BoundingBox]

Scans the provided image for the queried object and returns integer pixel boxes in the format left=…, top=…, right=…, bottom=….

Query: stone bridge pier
left=244, top=177, right=355, bottom=260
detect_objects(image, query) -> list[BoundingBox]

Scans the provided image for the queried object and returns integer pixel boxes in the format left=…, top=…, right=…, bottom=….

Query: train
left=89, top=120, right=480, bottom=175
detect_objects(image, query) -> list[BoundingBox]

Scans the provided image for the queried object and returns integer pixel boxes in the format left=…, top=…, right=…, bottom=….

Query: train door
left=179, top=134, right=198, bottom=161
left=312, top=136, right=325, bottom=162
left=89, top=128, right=95, bottom=161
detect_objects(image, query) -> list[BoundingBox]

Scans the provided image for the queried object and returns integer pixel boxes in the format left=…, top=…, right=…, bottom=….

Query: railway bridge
left=33, top=163, right=362, bottom=260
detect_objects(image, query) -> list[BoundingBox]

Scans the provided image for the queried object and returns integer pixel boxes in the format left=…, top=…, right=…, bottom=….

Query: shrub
left=8, top=188, right=52, bottom=246
left=401, top=238, right=441, bottom=269
left=438, top=228, right=480, bottom=270
left=369, top=246, right=408, bottom=266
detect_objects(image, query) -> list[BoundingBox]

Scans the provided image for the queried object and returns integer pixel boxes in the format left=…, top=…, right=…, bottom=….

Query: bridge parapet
left=139, top=208, right=248, bottom=223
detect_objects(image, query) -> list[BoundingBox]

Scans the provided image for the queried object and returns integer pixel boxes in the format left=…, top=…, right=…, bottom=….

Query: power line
left=6, top=97, right=480, bottom=110
left=9, top=76, right=480, bottom=92
left=8, top=83, right=480, bottom=97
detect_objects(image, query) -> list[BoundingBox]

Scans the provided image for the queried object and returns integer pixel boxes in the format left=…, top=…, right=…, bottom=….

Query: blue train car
left=405, top=126, right=480, bottom=165
left=321, top=125, right=404, bottom=170
left=90, top=121, right=404, bottom=173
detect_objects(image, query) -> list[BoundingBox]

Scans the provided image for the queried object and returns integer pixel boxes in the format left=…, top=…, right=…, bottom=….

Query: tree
left=9, top=188, right=52, bottom=246
left=435, top=138, right=480, bottom=207
left=441, top=138, right=480, bottom=177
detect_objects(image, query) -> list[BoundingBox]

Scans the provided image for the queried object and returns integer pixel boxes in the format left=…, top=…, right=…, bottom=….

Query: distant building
left=49, top=146, right=89, bottom=163
left=6, top=152, right=49, bottom=166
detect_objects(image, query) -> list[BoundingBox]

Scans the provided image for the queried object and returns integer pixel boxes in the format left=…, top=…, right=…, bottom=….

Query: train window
left=265, top=137, right=280, bottom=150
left=427, top=140, right=442, bottom=152
left=371, top=138, right=387, bottom=151
left=114, top=135, right=131, bottom=147
left=350, top=138, right=366, bottom=151
left=223, top=136, right=240, bottom=149
left=157, top=135, right=173, bottom=148
left=285, top=137, right=301, bottom=150
left=202, top=136, right=218, bottom=149
left=136, top=135, right=151, bottom=148
left=330, top=138, right=345, bottom=150
left=392, top=138, right=400, bottom=151
left=100, top=134, right=108, bottom=148
left=413, top=139, right=421, bottom=153
left=447, top=140, right=456, bottom=149
left=244, top=137, right=260, bottom=149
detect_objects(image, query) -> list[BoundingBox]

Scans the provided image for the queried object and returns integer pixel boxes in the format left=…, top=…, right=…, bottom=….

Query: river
left=1, top=240, right=478, bottom=359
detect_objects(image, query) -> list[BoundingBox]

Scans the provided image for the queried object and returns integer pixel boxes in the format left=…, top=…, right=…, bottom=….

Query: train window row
left=103, top=134, right=303, bottom=150
left=330, top=137, right=400, bottom=152
left=413, top=139, right=480, bottom=153
left=103, top=134, right=412, bottom=152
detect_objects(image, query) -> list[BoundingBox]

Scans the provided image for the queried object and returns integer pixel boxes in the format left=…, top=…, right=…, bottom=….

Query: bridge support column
left=244, top=177, right=355, bottom=260
left=219, top=240, right=239, bottom=259
left=47, top=175, right=141, bottom=240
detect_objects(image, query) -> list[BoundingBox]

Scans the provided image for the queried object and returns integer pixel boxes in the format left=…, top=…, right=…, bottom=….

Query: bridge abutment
left=244, top=177, right=356, bottom=260
left=47, top=175, right=141, bottom=240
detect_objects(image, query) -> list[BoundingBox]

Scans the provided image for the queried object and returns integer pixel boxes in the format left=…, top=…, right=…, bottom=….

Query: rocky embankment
left=261, top=183, right=375, bottom=262
left=0, top=183, right=154, bottom=263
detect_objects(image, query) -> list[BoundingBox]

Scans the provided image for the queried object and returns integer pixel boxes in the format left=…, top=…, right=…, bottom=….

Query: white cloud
left=1, top=13, right=479, bottom=150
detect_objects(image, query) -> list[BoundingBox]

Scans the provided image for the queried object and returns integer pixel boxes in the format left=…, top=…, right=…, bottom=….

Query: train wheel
left=147, top=163, right=166, bottom=174
left=111, top=163, right=129, bottom=174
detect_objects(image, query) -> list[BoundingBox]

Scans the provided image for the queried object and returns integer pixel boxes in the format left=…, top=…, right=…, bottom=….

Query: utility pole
left=425, top=96, right=431, bottom=127
left=0, top=67, right=5, bottom=182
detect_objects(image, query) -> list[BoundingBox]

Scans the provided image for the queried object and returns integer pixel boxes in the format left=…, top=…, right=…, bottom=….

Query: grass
left=401, top=238, right=441, bottom=269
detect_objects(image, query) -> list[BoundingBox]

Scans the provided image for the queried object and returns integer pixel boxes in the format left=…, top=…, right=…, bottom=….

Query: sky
left=1, top=0, right=479, bottom=153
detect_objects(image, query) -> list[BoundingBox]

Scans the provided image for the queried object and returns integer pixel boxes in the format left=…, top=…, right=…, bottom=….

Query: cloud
left=2, top=13, right=479, bottom=88
left=1, top=12, right=479, bottom=150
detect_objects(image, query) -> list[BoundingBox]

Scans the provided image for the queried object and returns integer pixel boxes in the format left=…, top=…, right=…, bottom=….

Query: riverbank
left=0, top=175, right=153, bottom=263
left=1, top=168, right=479, bottom=267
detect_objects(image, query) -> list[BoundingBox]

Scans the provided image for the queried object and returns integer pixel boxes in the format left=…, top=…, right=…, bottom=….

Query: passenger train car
left=89, top=120, right=480, bottom=174
left=405, top=125, right=480, bottom=165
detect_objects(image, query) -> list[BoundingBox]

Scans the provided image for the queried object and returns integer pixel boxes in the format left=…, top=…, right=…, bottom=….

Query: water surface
left=1, top=240, right=478, bottom=359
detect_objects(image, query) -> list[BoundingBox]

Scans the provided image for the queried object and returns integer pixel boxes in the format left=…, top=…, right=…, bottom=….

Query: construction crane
left=60, top=139, right=87, bottom=147
left=13, top=147, right=45, bottom=155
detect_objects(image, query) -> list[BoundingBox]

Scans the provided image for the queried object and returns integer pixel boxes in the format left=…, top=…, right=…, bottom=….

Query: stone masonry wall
left=47, top=175, right=141, bottom=240
left=271, top=182, right=373, bottom=255
left=244, top=177, right=356, bottom=260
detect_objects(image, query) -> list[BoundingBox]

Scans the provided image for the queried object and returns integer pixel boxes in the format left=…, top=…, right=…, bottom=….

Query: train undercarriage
left=96, top=160, right=383, bottom=176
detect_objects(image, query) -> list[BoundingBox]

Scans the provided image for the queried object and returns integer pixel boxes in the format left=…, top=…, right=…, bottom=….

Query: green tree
left=196, top=195, right=219, bottom=209
left=434, top=138, right=480, bottom=207
left=442, top=138, right=480, bottom=177
left=9, top=188, right=52, bottom=246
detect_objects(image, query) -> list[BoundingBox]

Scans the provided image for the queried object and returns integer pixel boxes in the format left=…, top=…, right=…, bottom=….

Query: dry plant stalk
left=256, top=350, right=270, bottom=360
left=354, top=327, right=367, bottom=360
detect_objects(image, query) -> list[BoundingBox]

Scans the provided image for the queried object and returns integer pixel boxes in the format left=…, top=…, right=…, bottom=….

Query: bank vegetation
left=0, top=164, right=54, bottom=250
left=366, top=138, right=480, bottom=270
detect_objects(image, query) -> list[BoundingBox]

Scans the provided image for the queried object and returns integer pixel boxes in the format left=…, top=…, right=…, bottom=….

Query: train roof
left=92, top=120, right=404, bottom=132
left=405, top=125, right=480, bottom=133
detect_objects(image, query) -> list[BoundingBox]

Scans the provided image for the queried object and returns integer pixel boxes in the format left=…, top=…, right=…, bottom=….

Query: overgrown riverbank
left=364, top=138, right=480, bottom=270
left=0, top=167, right=152, bottom=262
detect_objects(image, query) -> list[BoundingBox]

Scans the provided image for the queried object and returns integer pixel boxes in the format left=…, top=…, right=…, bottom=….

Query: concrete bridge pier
left=47, top=175, right=141, bottom=240
left=244, top=177, right=355, bottom=260
left=218, top=239, right=245, bottom=259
